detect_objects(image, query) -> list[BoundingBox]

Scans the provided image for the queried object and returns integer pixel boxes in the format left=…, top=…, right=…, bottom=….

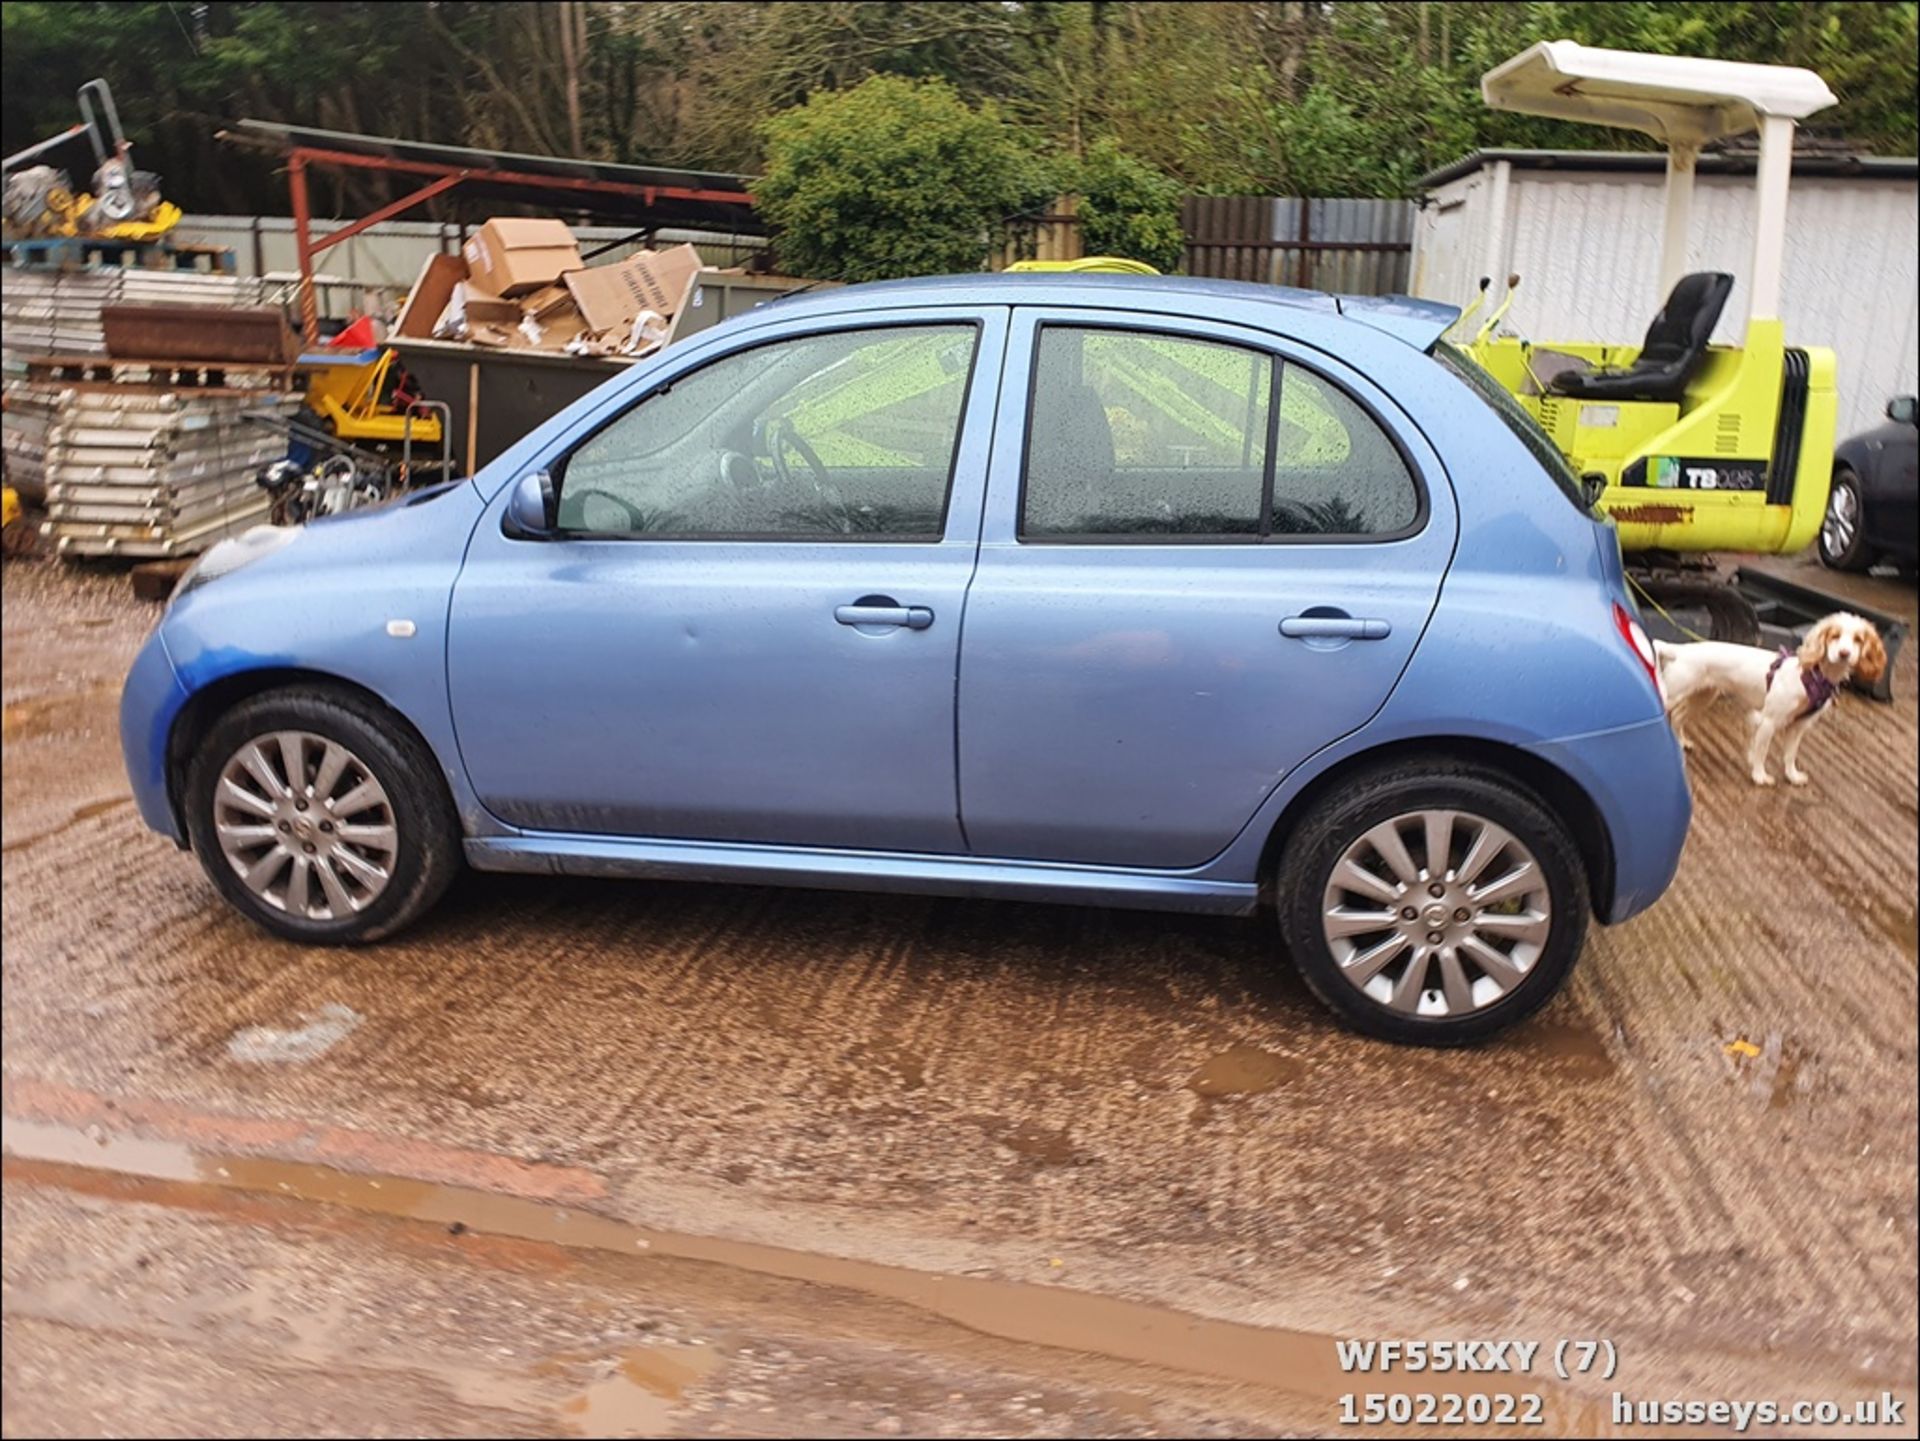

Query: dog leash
left=1627, top=574, right=1714, bottom=645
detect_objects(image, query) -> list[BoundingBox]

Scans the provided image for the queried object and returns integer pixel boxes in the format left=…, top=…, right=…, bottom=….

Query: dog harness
left=1766, top=646, right=1838, bottom=719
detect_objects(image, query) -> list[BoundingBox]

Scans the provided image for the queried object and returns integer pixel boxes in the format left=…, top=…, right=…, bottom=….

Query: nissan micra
left=122, top=275, right=1691, bottom=1045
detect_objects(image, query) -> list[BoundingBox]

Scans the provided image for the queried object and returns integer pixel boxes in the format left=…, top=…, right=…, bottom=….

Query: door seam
left=951, top=308, right=1013, bottom=854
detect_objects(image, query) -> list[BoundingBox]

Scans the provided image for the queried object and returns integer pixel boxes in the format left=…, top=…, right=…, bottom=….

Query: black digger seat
left=1550, top=271, right=1735, bottom=404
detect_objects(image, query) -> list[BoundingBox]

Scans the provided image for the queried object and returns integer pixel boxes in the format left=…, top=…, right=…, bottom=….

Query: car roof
left=757, top=273, right=1461, bottom=351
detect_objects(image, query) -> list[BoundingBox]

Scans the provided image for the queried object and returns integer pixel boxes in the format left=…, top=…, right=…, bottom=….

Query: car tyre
left=1275, top=759, right=1589, bottom=1046
left=1817, top=468, right=1872, bottom=572
left=184, top=685, right=461, bottom=944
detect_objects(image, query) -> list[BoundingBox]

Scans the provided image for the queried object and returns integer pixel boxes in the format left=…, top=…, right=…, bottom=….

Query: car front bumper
left=120, top=627, right=191, bottom=845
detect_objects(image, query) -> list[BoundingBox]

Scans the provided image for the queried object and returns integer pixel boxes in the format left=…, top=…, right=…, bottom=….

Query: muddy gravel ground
left=2, top=550, right=1915, bottom=1438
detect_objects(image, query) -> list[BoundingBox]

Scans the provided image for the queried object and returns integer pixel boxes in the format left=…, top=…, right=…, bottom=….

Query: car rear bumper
left=120, top=628, right=190, bottom=845
left=1526, top=713, right=1691, bottom=924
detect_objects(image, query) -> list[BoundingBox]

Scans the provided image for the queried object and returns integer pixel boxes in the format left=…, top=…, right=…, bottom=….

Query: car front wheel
left=1275, top=761, right=1589, bottom=1046
left=1818, top=468, right=1871, bottom=571
left=184, top=685, right=461, bottom=944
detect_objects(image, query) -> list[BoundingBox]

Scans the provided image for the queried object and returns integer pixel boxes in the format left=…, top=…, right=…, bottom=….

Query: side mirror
left=505, top=470, right=556, bottom=537
left=1888, top=395, right=1917, bottom=425
left=1580, top=471, right=1609, bottom=509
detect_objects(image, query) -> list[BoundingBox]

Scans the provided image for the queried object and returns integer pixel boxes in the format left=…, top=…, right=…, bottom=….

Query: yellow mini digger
left=1452, top=42, right=1875, bottom=652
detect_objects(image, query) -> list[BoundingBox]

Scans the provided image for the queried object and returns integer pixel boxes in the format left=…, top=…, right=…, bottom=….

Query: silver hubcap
left=1321, top=809, right=1552, bottom=1019
left=1822, top=483, right=1857, bottom=554
left=214, top=731, right=398, bottom=920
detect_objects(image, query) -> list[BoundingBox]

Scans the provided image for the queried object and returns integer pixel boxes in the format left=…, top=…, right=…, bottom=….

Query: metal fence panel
left=1184, top=196, right=1413, bottom=293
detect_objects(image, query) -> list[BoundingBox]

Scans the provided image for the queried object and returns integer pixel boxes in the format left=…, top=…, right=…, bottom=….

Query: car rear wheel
left=1275, top=761, right=1589, bottom=1046
left=184, top=686, right=461, bottom=944
left=1818, top=468, right=1872, bottom=572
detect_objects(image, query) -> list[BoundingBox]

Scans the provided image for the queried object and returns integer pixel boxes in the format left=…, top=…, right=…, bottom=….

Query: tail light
left=1614, top=602, right=1665, bottom=704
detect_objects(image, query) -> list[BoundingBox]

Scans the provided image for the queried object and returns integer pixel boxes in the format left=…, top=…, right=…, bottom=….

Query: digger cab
left=1456, top=42, right=1839, bottom=557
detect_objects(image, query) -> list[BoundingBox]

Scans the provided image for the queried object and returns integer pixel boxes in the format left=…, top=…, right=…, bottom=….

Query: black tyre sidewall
left=1277, top=764, right=1589, bottom=1046
left=184, top=687, right=459, bottom=944
left=1818, top=471, right=1870, bottom=571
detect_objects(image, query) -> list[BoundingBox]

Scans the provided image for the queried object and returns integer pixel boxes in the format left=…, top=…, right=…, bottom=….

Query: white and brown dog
left=1655, top=612, right=1886, bottom=787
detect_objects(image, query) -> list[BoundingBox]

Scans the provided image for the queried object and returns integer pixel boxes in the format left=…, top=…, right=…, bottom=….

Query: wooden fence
left=1181, top=196, right=1414, bottom=293
left=992, top=195, right=1413, bottom=294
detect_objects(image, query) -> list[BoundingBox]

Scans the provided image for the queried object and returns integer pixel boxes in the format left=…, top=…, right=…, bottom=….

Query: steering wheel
left=567, top=486, right=653, bottom=534
left=764, top=416, right=830, bottom=492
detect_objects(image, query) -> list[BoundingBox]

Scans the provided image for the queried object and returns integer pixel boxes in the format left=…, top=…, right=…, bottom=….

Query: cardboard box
left=563, top=244, right=703, bottom=336
left=462, top=217, right=583, bottom=298
left=461, top=286, right=523, bottom=329
left=429, top=281, right=521, bottom=341
left=395, top=254, right=467, bottom=339
left=520, top=283, right=572, bottom=318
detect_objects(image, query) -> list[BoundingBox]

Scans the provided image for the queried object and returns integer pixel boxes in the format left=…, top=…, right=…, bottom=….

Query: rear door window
left=1022, top=327, right=1270, bottom=538
left=1020, top=325, right=1422, bottom=540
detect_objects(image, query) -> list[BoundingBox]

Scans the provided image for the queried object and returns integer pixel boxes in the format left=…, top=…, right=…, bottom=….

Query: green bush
left=754, top=75, right=1056, bottom=282
left=1069, top=140, right=1186, bottom=273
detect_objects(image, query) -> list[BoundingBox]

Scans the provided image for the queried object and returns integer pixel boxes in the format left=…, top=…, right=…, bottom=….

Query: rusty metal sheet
left=101, top=304, right=297, bottom=365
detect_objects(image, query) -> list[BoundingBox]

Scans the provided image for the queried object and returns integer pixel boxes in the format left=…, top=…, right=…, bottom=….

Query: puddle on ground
left=1860, top=895, right=1919, bottom=964
left=1768, top=1042, right=1809, bottom=1111
left=1186, top=1042, right=1303, bottom=1098
left=0, top=1114, right=1611, bottom=1432
left=1517, top=1019, right=1616, bottom=1080
left=0, top=796, right=132, bottom=855
left=1, top=685, right=119, bottom=741
left=559, top=1346, right=720, bottom=1438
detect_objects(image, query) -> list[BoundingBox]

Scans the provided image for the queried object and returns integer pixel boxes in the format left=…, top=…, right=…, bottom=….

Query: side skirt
left=465, top=834, right=1260, bottom=916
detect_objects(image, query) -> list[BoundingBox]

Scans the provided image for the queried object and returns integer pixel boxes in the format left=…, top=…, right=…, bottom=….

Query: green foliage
left=1068, top=140, right=1186, bottom=273
left=753, top=75, right=1055, bottom=281
left=2, top=2, right=1914, bottom=217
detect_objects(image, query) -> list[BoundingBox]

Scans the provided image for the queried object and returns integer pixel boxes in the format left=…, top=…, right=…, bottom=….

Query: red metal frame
left=284, top=143, right=754, bottom=344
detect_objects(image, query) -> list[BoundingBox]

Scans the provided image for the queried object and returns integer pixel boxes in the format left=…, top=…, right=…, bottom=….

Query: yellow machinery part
left=1464, top=321, right=1835, bottom=555
left=95, top=200, right=182, bottom=243
left=300, top=348, right=443, bottom=446
left=2, top=485, right=21, bottom=533
left=1005, top=256, right=1160, bottom=275
left=25, top=194, right=182, bottom=242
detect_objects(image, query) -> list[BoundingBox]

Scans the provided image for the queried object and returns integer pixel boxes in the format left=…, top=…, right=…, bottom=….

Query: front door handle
left=835, top=602, right=934, bottom=630
left=1280, top=615, right=1392, bottom=640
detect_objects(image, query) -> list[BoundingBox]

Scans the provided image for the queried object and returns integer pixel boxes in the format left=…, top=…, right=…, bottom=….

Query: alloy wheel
left=213, top=730, right=399, bottom=920
left=1320, top=809, right=1552, bottom=1018
left=1821, top=482, right=1858, bottom=557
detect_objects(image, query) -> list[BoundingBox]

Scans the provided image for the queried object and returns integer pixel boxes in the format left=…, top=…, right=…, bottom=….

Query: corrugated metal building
left=1410, top=149, right=1918, bottom=438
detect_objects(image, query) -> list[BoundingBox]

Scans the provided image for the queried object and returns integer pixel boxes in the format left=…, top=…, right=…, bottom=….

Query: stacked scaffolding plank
left=4, top=265, right=287, bottom=558
left=41, top=384, right=301, bottom=558
left=2, top=269, right=263, bottom=368
left=0, top=382, right=57, bottom=504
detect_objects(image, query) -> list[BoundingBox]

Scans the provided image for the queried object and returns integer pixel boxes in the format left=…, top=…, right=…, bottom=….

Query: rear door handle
left=1280, top=615, right=1391, bottom=640
left=835, top=603, right=934, bottom=630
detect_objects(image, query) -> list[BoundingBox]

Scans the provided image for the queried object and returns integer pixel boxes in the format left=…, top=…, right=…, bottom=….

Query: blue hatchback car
left=122, top=275, right=1690, bottom=1044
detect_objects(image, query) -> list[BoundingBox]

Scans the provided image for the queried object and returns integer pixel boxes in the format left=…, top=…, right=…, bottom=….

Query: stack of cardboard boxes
left=394, top=218, right=707, bottom=358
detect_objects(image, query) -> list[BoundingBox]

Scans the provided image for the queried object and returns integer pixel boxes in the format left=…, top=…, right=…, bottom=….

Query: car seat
left=1550, top=271, right=1735, bottom=404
